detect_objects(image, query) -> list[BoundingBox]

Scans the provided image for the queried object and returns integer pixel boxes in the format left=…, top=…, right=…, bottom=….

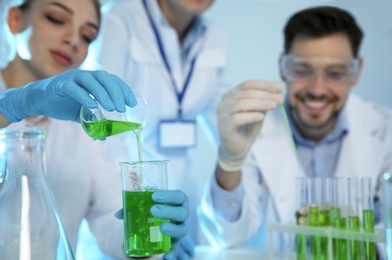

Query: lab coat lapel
left=251, top=108, right=303, bottom=224
left=334, top=96, right=385, bottom=187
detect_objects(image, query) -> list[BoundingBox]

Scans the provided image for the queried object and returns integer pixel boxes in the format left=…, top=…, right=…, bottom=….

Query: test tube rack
left=268, top=223, right=386, bottom=260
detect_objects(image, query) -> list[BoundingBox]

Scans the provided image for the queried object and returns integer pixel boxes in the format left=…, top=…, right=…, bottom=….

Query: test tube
left=347, top=177, right=361, bottom=260
left=361, top=177, right=376, bottom=260
left=307, top=177, right=322, bottom=259
left=319, top=178, right=333, bottom=259
left=296, top=177, right=307, bottom=260
left=381, top=172, right=392, bottom=259
left=333, top=177, right=348, bottom=260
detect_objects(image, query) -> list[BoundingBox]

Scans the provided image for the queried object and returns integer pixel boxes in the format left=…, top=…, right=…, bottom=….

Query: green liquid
left=319, top=210, right=330, bottom=260
left=296, top=234, right=307, bottom=260
left=82, top=119, right=142, bottom=140
left=330, top=207, right=341, bottom=226
left=295, top=210, right=307, bottom=260
left=122, top=191, right=171, bottom=257
left=134, top=129, right=143, bottom=162
left=363, top=210, right=376, bottom=260
left=334, top=217, right=347, bottom=260
left=309, top=206, right=321, bottom=260
left=348, top=216, right=361, bottom=260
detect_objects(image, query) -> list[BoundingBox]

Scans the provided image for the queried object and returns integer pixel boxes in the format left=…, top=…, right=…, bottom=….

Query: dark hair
left=19, top=0, right=101, bottom=28
left=284, top=6, right=363, bottom=57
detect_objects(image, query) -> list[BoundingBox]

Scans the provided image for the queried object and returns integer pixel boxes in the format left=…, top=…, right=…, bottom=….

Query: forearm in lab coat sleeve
left=199, top=156, right=265, bottom=248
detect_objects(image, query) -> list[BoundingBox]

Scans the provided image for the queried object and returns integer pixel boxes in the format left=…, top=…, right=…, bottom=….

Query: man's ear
left=7, top=7, right=23, bottom=35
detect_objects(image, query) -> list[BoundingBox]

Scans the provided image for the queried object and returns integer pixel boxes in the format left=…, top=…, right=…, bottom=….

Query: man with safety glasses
left=199, top=6, right=392, bottom=249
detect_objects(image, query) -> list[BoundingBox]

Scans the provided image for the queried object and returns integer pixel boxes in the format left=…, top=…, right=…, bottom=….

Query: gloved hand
left=114, top=190, right=194, bottom=260
left=0, top=69, right=136, bottom=123
left=218, top=81, right=283, bottom=172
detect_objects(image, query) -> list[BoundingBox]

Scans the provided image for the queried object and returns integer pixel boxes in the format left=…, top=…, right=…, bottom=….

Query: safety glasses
left=281, top=55, right=359, bottom=84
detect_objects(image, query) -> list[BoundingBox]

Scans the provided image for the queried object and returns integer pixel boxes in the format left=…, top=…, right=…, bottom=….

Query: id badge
left=158, top=120, right=197, bottom=149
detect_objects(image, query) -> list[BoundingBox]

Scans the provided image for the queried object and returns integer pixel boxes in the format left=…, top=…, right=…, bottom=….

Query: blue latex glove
left=0, top=69, right=136, bottom=123
left=115, top=190, right=194, bottom=259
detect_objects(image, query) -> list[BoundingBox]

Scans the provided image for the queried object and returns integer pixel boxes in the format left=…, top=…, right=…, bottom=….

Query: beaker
left=0, top=128, right=74, bottom=259
left=120, top=160, right=171, bottom=257
left=80, top=90, right=149, bottom=140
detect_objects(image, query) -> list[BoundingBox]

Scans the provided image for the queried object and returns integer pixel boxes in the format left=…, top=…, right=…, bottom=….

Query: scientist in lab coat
left=199, top=6, right=392, bottom=249
left=1, top=0, right=189, bottom=259
left=83, top=0, right=230, bottom=245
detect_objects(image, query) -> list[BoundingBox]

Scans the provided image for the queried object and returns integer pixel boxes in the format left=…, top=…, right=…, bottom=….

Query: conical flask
left=0, top=128, right=74, bottom=259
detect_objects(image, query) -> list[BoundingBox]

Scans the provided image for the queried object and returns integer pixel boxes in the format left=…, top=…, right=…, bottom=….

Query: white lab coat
left=199, top=94, right=392, bottom=249
left=1, top=71, right=131, bottom=259
left=83, top=0, right=229, bottom=243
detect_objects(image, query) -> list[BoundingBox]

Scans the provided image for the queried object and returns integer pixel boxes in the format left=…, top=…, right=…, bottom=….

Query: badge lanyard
left=142, top=0, right=197, bottom=118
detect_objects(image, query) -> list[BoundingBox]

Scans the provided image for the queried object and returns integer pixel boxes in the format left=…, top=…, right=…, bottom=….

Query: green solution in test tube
left=347, top=178, right=361, bottom=260
left=334, top=217, right=348, bottom=260
left=318, top=178, right=333, bottom=260
left=332, top=178, right=347, bottom=260
left=295, top=177, right=307, bottom=260
left=361, top=177, right=376, bottom=260
left=308, top=178, right=322, bottom=260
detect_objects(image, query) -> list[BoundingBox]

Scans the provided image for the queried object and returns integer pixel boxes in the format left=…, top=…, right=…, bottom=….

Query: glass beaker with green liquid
left=80, top=90, right=148, bottom=140
left=120, top=160, right=171, bottom=257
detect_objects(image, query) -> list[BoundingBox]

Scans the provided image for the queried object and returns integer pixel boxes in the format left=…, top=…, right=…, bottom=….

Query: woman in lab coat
left=199, top=6, right=392, bottom=249
left=0, top=0, right=189, bottom=259
left=84, top=0, right=231, bottom=244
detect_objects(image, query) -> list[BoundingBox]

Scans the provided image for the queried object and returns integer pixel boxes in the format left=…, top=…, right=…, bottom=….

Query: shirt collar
left=148, top=0, right=206, bottom=49
left=285, top=101, right=349, bottom=147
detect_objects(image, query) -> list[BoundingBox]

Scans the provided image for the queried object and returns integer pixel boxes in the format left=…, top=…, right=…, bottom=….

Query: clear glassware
left=120, top=160, right=170, bottom=257
left=0, top=128, right=74, bottom=259
left=80, top=90, right=148, bottom=140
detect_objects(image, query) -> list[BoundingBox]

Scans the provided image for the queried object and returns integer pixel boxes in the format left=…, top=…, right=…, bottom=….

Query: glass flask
left=80, top=90, right=148, bottom=140
left=0, top=128, right=74, bottom=260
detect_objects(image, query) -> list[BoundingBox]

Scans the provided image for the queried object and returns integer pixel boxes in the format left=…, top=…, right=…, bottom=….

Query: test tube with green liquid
left=347, top=177, right=361, bottom=260
left=318, top=178, right=332, bottom=260
left=330, top=178, right=342, bottom=226
left=308, top=177, right=322, bottom=260
left=361, top=177, right=376, bottom=260
left=333, top=177, right=347, bottom=260
left=296, top=177, right=308, bottom=260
